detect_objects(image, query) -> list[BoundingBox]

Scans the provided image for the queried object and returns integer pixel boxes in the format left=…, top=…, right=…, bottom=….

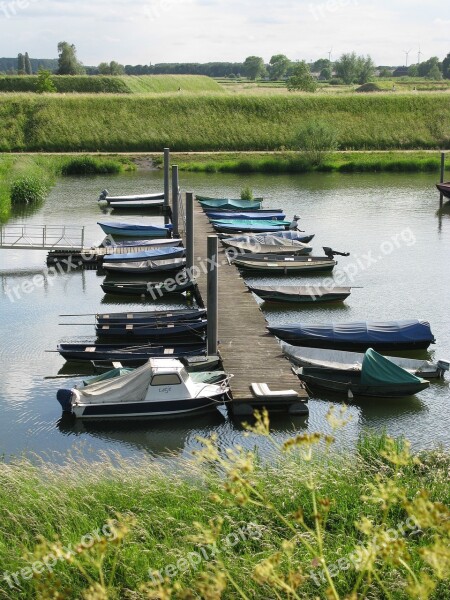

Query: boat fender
left=57, top=389, right=74, bottom=413
left=347, top=388, right=354, bottom=400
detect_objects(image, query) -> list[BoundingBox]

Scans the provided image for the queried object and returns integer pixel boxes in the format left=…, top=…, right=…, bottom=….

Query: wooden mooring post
left=171, top=165, right=179, bottom=236
left=185, top=192, right=194, bottom=273
left=439, top=152, right=446, bottom=208
left=164, top=148, right=170, bottom=225
left=206, top=235, right=219, bottom=356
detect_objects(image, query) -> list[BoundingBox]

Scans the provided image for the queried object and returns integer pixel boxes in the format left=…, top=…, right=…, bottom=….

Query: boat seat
left=251, top=383, right=299, bottom=399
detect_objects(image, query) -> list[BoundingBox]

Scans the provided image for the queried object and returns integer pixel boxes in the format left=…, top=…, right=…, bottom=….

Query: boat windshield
left=150, top=374, right=181, bottom=386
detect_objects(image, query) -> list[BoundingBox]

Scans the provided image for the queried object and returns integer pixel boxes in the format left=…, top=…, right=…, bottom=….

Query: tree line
left=3, top=43, right=450, bottom=83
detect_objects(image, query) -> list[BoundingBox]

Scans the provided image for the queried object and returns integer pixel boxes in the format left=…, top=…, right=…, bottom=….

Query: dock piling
left=185, top=192, right=194, bottom=273
left=164, top=148, right=170, bottom=224
left=207, top=235, right=219, bottom=356
left=440, top=152, right=446, bottom=208
left=171, top=165, right=179, bottom=236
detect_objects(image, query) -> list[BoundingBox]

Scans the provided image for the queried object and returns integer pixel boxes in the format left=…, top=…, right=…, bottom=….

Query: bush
left=356, top=82, right=382, bottom=93
left=295, top=120, right=339, bottom=165
left=61, top=156, right=123, bottom=175
left=10, top=176, right=47, bottom=204
left=329, top=78, right=344, bottom=85
left=240, top=186, right=254, bottom=200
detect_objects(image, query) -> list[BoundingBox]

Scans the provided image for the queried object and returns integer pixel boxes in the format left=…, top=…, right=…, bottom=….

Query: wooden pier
left=188, top=199, right=308, bottom=415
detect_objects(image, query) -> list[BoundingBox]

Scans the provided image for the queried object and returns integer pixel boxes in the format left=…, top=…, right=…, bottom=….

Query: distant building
left=393, top=67, right=409, bottom=77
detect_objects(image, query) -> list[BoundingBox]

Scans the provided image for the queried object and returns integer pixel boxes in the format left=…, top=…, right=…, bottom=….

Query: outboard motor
left=56, top=389, right=74, bottom=413
left=98, top=189, right=109, bottom=201
left=288, top=215, right=301, bottom=231
left=323, top=247, right=350, bottom=259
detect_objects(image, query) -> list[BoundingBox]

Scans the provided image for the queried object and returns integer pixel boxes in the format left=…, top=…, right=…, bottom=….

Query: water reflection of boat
left=57, top=408, right=227, bottom=455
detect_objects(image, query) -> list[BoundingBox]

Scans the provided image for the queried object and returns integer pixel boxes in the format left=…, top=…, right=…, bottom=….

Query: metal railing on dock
left=0, top=225, right=85, bottom=251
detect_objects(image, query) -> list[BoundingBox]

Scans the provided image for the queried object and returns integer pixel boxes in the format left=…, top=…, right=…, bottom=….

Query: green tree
left=443, top=53, right=450, bottom=79
left=98, top=62, right=110, bottom=75
left=335, top=52, right=375, bottom=84
left=418, top=56, right=441, bottom=78
left=312, top=58, right=331, bottom=73
left=378, top=67, right=392, bottom=77
left=408, top=64, right=419, bottom=77
left=109, top=61, right=125, bottom=75
left=36, top=69, right=57, bottom=93
left=320, top=66, right=332, bottom=80
left=57, top=42, right=85, bottom=75
left=287, top=61, right=318, bottom=92
left=427, top=64, right=442, bottom=80
left=24, top=52, right=32, bottom=75
left=268, top=54, right=290, bottom=80
left=17, top=53, right=25, bottom=75
left=295, top=120, right=338, bottom=165
left=243, top=56, right=266, bottom=80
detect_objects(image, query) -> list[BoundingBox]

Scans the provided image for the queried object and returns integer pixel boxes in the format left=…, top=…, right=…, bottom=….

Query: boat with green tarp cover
left=197, top=198, right=263, bottom=211
left=294, top=348, right=430, bottom=397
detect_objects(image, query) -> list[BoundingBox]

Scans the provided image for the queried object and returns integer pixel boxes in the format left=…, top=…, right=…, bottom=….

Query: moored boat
left=95, top=319, right=207, bottom=339
left=198, top=198, right=263, bottom=211
left=101, top=238, right=183, bottom=249
left=268, top=320, right=436, bottom=351
left=232, top=255, right=336, bottom=273
left=98, top=222, right=172, bottom=238
left=109, top=199, right=165, bottom=209
left=99, top=190, right=164, bottom=203
left=56, top=358, right=229, bottom=419
left=96, top=308, right=207, bottom=325
left=294, top=348, right=430, bottom=398
left=211, top=219, right=291, bottom=234
left=101, top=278, right=195, bottom=297
left=57, top=341, right=206, bottom=363
left=436, top=182, right=450, bottom=200
left=249, top=285, right=351, bottom=303
left=219, top=232, right=315, bottom=244
left=103, top=257, right=186, bottom=274
left=280, top=342, right=449, bottom=379
left=222, top=237, right=312, bottom=255
left=206, top=211, right=286, bottom=221
left=103, top=247, right=185, bottom=263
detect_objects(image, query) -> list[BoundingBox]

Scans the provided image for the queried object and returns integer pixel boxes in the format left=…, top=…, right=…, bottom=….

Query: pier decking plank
left=190, top=201, right=308, bottom=409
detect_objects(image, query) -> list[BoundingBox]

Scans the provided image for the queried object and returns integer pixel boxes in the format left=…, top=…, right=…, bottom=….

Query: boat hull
left=108, top=199, right=165, bottom=209
left=101, top=279, right=194, bottom=297
left=95, top=320, right=207, bottom=339
left=98, top=222, right=171, bottom=238
left=249, top=286, right=350, bottom=303
left=96, top=309, right=207, bottom=325
left=436, top=183, right=450, bottom=200
left=297, top=369, right=429, bottom=397
left=58, top=342, right=206, bottom=362
left=234, top=258, right=335, bottom=273
left=103, top=258, right=186, bottom=274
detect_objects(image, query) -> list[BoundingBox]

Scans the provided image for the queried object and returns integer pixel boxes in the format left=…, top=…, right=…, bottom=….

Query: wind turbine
left=404, top=49, right=412, bottom=68
left=328, top=47, right=333, bottom=62
left=418, top=45, right=423, bottom=64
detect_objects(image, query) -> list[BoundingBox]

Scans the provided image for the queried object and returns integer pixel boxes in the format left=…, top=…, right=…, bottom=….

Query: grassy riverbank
left=0, top=155, right=135, bottom=221
left=0, top=94, right=449, bottom=152
left=0, top=427, right=448, bottom=600
left=173, top=150, right=443, bottom=174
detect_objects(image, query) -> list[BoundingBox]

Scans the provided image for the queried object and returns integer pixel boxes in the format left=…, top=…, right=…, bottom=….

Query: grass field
left=0, top=74, right=221, bottom=94
left=0, top=93, right=449, bottom=153
left=0, top=428, right=448, bottom=599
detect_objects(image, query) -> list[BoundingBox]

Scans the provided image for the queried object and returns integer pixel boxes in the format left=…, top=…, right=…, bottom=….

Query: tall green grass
left=0, top=431, right=448, bottom=599
left=0, top=75, right=221, bottom=94
left=0, top=93, right=449, bottom=152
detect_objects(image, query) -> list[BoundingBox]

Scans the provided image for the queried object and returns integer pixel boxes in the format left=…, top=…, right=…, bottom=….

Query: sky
left=0, top=0, right=449, bottom=66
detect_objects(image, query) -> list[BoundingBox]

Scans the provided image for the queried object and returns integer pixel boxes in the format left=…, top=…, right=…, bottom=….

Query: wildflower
left=326, top=405, right=351, bottom=430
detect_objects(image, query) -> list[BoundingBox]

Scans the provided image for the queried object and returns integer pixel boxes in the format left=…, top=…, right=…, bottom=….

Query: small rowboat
left=96, top=309, right=207, bottom=325
left=57, top=341, right=206, bottom=362
left=198, top=198, right=263, bottom=210
left=98, top=222, right=172, bottom=238
left=219, top=232, right=315, bottom=244
left=232, top=255, right=336, bottom=273
left=109, top=199, right=165, bottom=209
left=101, top=278, right=194, bottom=297
left=222, top=236, right=312, bottom=255
left=211, top=219, right=290, bottom=234
left=95, top=320, right=207, bottom=339
left=294, top=349, right=430, bottom=398
left=57, top=358, right=228, bottom=419
left=268, top=320, right=435, bottom=351
left=280, top=342, right=449, bottom=379
left=206, top=211, right=286, bottom=221
left=248, top=285, right=351, bottom=303
left=103, top=247, right=185, bottom=263
left=101, top=238, right=183, bottom=249
left=436, top=182, right=450, bottom=200
left=103, top=257, right=186, bottom=274
left=99, top=190, right=164, bottom=203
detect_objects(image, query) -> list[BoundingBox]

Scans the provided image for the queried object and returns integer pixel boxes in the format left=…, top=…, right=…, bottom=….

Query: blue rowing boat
left=103, top=247, right=185, bottom=263
left=268, top=320, right=435, bottom=351
left=98, top=222, right=173, bottom=238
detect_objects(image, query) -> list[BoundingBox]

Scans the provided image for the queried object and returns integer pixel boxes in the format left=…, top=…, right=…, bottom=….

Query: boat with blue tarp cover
left=103, top=247, right=185, bottom=263
left=294, top=348, right=430, bottom=397
left=98, top=222, right=173, bottom=238
left=268, top=320, right=435, bottom=351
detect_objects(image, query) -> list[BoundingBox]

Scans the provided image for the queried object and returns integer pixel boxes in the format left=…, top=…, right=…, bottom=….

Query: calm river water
left=0, top=169, right=449, bottom=461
